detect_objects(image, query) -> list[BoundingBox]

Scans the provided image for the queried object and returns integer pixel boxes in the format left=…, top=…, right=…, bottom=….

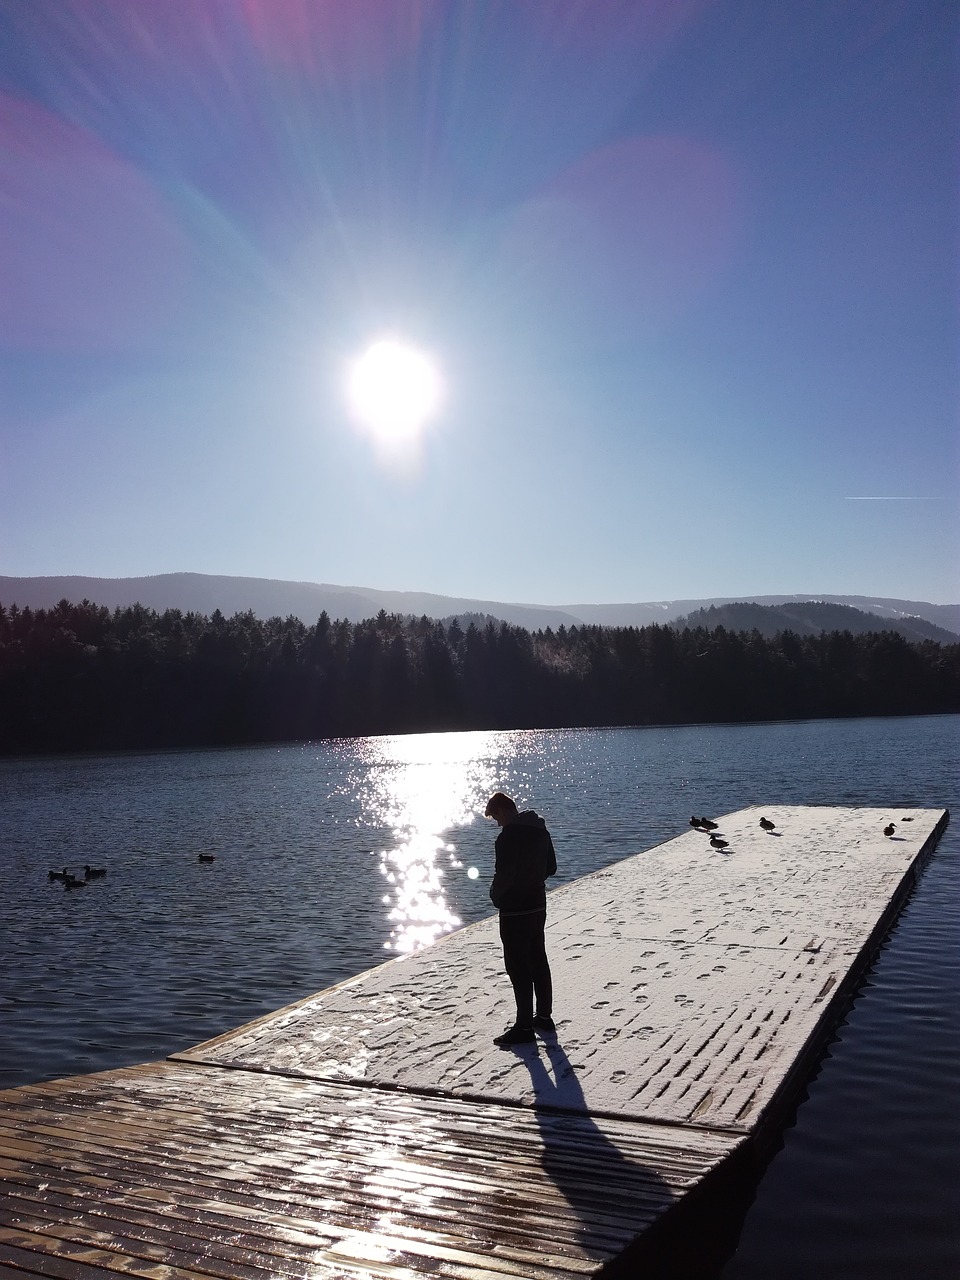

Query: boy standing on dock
left=484, top=792, right=558, bottom=1046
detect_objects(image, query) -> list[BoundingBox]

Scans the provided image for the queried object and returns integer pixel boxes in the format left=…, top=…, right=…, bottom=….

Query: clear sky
left=1, top=1, right=957, bottom=605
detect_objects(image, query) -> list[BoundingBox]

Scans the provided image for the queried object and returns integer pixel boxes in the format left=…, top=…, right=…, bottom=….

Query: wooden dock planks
left=0, top=804, right=948, bottom=1278
left=0, top=1062, right=739, bottom=1279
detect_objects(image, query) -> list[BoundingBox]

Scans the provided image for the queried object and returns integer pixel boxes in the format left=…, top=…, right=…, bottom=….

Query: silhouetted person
left=484, top=791, right=557, bottom=1046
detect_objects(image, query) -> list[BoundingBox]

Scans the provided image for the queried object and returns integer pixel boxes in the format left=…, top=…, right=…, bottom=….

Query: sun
left=347, top=338, right=443, bottom=444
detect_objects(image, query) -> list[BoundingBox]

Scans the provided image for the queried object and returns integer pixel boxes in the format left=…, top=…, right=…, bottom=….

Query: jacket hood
left=511, top=809, right=546, bottom=829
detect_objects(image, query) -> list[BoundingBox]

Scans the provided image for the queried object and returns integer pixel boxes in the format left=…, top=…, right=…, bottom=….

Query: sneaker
left=533, top=1013, right=556, bottom=1033
left=494, top=1024, right=536, bottom=1047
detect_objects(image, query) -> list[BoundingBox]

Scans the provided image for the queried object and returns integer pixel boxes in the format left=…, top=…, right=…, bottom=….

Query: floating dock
left=0, top=805, right=948, bottom=1278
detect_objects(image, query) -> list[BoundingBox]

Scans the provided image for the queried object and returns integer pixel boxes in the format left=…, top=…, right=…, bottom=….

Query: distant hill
left=0, top=572, right=957, bottom=638
left=673, top=601, right=958, bottom=645
left=0, top=574, right=583, bottom=632
left=564, top=594, right=960, bottom=636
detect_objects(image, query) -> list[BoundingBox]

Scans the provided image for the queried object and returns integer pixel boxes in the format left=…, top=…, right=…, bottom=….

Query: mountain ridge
left=1, top=572, right=957, bottom=638
left=672, top=601, right=957, bottom=645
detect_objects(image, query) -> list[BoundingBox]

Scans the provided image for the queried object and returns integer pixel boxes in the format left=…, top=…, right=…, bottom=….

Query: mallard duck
left=709, top=834, right=729, bottom=850
left=700, top=818, right=719, bottom=831
left=64, top=875, right=86, bottom=889
left=48, top=867, right=69, bottom=881
left=883, top=823, right=895, bottom=837
left=759, top=817, right=776, bottom=831
left=84, top=865, right=106, bottom=879
left=689, top=816, right=703, bottom=829
left=198, top=853, right=216, bottom=862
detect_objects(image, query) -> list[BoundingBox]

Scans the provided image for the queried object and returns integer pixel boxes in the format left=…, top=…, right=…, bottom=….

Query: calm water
left=1, top=716, right=958, bottom=1277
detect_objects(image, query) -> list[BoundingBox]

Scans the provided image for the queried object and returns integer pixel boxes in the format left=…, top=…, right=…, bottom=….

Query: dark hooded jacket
left=489, top=810, right=557, bottom=915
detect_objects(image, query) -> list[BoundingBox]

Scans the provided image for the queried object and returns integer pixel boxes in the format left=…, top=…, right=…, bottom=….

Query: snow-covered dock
left=0, top=805, right=948, bottom=1278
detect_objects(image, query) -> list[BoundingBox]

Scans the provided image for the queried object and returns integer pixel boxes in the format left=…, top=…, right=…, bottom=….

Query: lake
left=2, top=714, right=958, bottom=1277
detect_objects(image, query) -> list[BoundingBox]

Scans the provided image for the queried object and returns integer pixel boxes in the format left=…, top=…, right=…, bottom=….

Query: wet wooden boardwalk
left=0, top=805, right=948, bottom=1278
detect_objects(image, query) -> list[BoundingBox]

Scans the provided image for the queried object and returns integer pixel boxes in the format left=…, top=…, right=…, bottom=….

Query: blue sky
left=1, top=1, right=957, bottom=605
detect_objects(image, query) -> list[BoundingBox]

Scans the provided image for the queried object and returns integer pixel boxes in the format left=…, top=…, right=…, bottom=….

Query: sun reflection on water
left=356, top=731, right=501, bottom=953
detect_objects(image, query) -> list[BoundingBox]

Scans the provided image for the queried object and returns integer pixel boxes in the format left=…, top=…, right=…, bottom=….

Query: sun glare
left=347, top=338, right=442, bottom=444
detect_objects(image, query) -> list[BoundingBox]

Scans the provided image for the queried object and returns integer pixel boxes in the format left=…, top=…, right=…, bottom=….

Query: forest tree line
left=1, top=597, right=958, bottom=754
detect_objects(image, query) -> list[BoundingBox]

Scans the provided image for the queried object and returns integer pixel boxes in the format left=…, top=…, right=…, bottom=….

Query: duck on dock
left=709, top=834, right=730, bottom=850
left=689, top=816, right=703, bottom=829
left=63, top=875, right=86, bottom=889
left=759, top=817, right=776, bottom=831
left=699, top=818, right=719, bottom=831
left=883, top=823, right=896, bottom=837
left=48, top=868, right=69, bottom=881
left=84, top=865, right=106, bottom=880
left=198, top=853, right=216, bottom=862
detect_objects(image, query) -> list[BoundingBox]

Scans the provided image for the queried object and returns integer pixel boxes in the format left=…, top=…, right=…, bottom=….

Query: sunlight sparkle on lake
left=347, top=338, right=442, bottom=446
left=355, top=731, right=501, bottom=953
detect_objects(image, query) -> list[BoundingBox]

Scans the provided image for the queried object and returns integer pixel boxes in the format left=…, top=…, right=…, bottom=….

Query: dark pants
left=499, top=910, right=552, bottom=1026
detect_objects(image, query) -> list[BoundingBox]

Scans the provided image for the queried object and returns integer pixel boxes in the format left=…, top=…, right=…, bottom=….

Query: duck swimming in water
left=48, top=867, right=69, bottom=881
left=84, top=865, right=106, bottom=879
left=198, top=853, right=216, bottom=862
left=64, top=875, right=86, bottom=889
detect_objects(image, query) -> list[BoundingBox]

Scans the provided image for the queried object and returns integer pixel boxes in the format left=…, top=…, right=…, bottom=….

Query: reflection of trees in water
left=514, top=1039, right=756, bottom=1279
